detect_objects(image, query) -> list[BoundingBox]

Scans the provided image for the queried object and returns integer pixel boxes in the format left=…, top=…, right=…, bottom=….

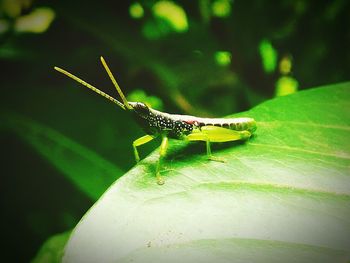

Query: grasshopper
left=54, top=57, right=257, bottom=185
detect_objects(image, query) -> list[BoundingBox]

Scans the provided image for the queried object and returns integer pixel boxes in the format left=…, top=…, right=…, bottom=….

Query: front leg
left=132, top=135, right=155, bottom=163
left=155, top=136, right=169, bottom=185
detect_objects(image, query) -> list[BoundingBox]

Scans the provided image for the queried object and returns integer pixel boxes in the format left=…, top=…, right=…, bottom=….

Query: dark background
left=1, top=0, right=349, bottom=261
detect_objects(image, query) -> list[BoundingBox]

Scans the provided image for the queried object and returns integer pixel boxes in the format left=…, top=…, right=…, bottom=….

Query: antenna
left=54, top=66, right=126, bottom=110
left=100, top=56, right=132, bottom=110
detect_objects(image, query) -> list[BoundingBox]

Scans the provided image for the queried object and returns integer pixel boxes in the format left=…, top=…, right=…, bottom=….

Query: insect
left=54, top=57, right=257, bottom=185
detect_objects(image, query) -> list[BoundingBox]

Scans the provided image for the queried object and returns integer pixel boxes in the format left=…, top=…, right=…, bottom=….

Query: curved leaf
left=63, top=83, right=350, bottom=263
left=31, top=231, right=71, bottom=263
left=3, top=115, right=123, bottom=200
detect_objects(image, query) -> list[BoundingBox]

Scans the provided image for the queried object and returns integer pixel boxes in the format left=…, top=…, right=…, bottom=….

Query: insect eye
left=134, top=102, right=150, bottom=116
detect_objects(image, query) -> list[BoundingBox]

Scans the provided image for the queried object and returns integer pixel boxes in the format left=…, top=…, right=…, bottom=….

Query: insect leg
left=186, top=130, right=223, bottom=161
left=155, top=136, right=168, bottom=185
left=132, top=135, right=155, bottom=162
left=205, top=139, right=225, bottom=162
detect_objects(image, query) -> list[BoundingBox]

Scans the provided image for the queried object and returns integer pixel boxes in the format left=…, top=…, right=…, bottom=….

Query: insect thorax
left=149, top=110, right=194, bottom=138
left=132, top=106, right=194, bottom=139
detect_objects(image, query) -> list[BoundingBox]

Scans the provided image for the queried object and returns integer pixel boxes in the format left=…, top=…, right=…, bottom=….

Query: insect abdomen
left=197, top=117, right=256, bottom=133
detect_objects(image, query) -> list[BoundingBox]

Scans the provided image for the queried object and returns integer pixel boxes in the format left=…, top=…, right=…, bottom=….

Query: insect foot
left=156, top=174, right=165, bottom=185
left=208, top=156, right=226, bottom=163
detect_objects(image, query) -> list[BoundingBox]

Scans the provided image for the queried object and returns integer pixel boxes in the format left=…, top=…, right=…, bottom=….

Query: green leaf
left=64, top=83, right=350, bottom=262
left=3, top=115, right=123, bottom=200
left=31, top=231, right=71, bottom=263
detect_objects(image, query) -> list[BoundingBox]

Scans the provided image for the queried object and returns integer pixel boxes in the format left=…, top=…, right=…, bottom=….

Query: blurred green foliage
left=211, top=0, right=232, bottom=18
left=259, top=39, right=277, bottom=73
left=127, top=89, right=164, bottom=110
left=0, top=0, right=349, bottom=262
left=152, top=0, right=188, bottom=33
left=215, top=50, right=231, bottom=66
left=275, top=76, right=299, bottom=96
left=129, top=2, right=144, bottom=19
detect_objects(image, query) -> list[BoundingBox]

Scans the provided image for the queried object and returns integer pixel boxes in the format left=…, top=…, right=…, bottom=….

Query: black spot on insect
left=240, top=123, right=247, bottom=130
left=222, top=123, right=229, bottom=128
left=214, top=124, right=221, bottom=127
left=230, top=123, right=237, bottom=129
